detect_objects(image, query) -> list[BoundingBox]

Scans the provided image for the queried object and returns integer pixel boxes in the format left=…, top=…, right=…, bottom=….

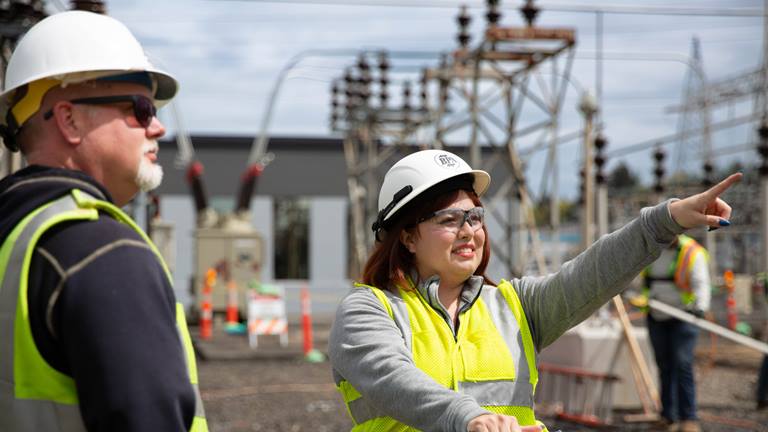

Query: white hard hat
left=0, top=11, right=178, bottom=133
left=372, top=149, right=490, bottom=234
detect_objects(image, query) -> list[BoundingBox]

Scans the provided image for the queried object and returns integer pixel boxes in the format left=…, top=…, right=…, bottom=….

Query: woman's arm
left=516, top=171, right=741, bottom=351
left=516, top=200, right=682, bottom=350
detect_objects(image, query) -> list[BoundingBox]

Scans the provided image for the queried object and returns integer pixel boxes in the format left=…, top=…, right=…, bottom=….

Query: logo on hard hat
left=434, top=153, right=460, bottom=169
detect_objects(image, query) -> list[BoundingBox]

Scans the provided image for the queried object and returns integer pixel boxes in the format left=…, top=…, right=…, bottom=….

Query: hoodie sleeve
left=512, top=200, right=685, bottom=351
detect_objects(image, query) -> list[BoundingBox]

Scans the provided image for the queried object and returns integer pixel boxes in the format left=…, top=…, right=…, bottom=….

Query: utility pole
left=579, top=91, right=598, bottom=250
left=760, top=0, right=768, bottom=278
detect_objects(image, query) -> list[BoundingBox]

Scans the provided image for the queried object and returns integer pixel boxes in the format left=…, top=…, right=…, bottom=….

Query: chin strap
left=371, top=185, right=412, bottom=241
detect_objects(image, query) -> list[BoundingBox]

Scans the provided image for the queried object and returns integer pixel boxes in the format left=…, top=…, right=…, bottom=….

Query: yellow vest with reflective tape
left=641, top=234, right=709, bottom=307
left=337, top=279, right=546, bottom=431
left=0, top=189, right=208, bottom=432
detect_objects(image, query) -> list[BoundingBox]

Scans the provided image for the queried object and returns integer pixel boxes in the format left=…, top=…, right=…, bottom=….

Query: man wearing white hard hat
left=328, top=149, right=740, bottom=431
left=0, top=11, right=207, bottom=432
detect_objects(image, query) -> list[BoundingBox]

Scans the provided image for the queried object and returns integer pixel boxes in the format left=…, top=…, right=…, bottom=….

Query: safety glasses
left=43, top=95, right=157, bottom=128
left=417, top=206, right=485, bottom=233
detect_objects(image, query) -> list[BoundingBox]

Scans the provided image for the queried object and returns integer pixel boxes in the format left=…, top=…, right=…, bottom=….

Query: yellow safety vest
left=641, top=234, right=709, bottom=307
left=337, top=279, right=546, bottom=431
left=0, top=189, right=208, bottom=432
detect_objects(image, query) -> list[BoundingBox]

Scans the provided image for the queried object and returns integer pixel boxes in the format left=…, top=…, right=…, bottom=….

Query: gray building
left=152, top=135, right=555, bottom=318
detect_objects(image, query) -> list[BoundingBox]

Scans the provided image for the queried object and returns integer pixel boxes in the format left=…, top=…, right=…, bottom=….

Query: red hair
left=361, top=189, right=493, bottom=291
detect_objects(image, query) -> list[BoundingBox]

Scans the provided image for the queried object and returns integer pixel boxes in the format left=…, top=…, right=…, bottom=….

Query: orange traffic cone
left=200, top=268, right=216, bottom=340
left=301, top=286, right=324, bottom=362
left=224, top=279, right=246, bottom=334
left=226, top=279, right=239, bottom=325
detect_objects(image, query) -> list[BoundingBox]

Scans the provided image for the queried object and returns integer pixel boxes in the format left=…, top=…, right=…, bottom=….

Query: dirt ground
left=196, top=324, right=768, bottom=432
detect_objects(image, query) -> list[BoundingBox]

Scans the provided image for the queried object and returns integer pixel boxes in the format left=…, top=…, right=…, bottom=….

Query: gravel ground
left=197, top=326, right=768, bottom=432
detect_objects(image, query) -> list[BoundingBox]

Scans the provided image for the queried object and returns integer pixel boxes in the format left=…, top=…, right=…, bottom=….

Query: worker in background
left=329, top=149, right=740, bottom=432
left=0, top=11, right=207, bottom=432
left=757, top=273, right=768, bottom=410
left=639, top=234, right=710, bottom=432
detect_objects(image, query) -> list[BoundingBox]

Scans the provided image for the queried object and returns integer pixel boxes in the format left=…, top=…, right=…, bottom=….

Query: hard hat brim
left=0, top=68, right=178, bottom=127
left=383, top=169, right=490, bottom=224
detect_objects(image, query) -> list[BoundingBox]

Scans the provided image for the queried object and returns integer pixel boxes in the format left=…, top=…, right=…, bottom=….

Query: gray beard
left=135, top=158, right=163, bottom=192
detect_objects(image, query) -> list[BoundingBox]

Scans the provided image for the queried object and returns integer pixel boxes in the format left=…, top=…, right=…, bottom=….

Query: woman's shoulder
left=483, top=278, right=526, bottom=290
left=338, top=283, right=393, bottom=311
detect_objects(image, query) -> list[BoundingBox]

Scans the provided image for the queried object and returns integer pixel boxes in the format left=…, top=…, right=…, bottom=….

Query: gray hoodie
left=329, top=201, right=683, bottom=431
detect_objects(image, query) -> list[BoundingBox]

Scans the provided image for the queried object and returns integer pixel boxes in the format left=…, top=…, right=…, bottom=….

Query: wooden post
left=612, top=296, right=660, bottom=414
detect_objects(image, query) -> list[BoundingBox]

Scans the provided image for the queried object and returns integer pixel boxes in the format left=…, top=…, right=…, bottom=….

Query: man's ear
left=400, top=228, right=417, bottom=253
left=50, top=101, right=83, bottom=146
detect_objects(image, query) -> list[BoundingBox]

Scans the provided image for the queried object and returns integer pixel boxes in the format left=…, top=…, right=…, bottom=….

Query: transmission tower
left=425, top=0, right=576, bottom=276
left=331, top=0, right=578, bottom=278
left=673, top=37, right=713, bottom=185
left=331, top=52, right=432, bottom=274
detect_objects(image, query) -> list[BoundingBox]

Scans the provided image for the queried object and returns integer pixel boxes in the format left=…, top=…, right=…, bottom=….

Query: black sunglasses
left=43, top=95, right=157, bottom=128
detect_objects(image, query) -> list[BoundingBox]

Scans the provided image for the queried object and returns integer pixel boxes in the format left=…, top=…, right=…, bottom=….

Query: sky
left=45, top=0, right=766, bottom=199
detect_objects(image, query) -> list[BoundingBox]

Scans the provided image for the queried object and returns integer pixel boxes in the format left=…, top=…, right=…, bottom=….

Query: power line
left=605, top=113, right=759, bottom=158
left=211, top=0, right=764, bottom=17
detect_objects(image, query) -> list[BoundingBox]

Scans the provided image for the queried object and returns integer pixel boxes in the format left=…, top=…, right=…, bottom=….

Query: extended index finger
left=703, top=173, right=742, bottom=199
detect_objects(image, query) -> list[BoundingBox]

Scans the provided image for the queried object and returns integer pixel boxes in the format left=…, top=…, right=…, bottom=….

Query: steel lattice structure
left=333, top=0, right=580, bottom=277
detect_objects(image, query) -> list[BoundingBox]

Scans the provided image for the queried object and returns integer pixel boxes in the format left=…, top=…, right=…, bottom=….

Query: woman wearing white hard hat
left=329, top=149, right=741, bottom=432
left=0, top=11, right=206, bottom=432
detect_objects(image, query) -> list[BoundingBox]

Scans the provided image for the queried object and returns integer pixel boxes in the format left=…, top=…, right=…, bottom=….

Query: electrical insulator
left=330, top=82, right=339, bottom=110
left=438, top=53, right=450, bottom=105
left=594, top=133, right=607, bottom=185
left=402, top=81, right=412, bottom=127
left=344, top=70, right=359, bottom=114
left=378, top=52, right=389, bottom=108
left=359, top=71, right=371, bottom=105
left=357, top=54, right=369, bottom=73
left=653, top=146, right=665, bottom=194
left=357, top=55, right=371, bottom=105
left=520, top=0, right=539, bottom=27
left=330, top=112, right=338, bottom=130
left=343, top=69, right=354, bottom=99
left=702, top=160, right=714, bottom=187
left=759, top=123, right=768, bottom=177
left=330, top=82, right=339, bottom=127
left=456, top=5, right=471, bottom=49
left=486, top=0, right=501, bottom=27
left=420, top=70, right=428, bottom=111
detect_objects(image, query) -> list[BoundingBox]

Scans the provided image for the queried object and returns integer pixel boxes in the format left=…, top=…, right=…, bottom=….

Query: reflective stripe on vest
left=0, top=190, right=208, bottom=432
left=340, top=280, right=540, bottom=430
left=642, top=235, right=708, bottom=307
left=673, top=235, right=707, bottom=299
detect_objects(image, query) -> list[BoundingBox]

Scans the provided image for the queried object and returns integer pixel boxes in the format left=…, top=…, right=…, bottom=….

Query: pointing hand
left=668, top=173, right=742, bottom=229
